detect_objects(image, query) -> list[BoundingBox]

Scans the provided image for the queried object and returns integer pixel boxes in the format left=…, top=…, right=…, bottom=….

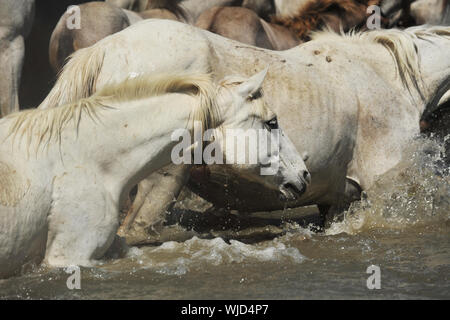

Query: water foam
left=123, top=236, right=305, bottom=275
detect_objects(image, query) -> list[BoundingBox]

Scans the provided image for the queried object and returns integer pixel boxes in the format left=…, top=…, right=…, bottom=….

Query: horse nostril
left=284, top=183, right=302, bottom=195
left=302, top=171, right=311, bottom=184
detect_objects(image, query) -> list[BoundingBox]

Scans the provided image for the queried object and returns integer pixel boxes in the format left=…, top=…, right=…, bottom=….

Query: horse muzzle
left=279, top=170, right=310, bottom=201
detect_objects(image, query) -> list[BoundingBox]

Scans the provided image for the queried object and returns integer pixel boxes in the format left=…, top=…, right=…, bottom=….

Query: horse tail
left=38, top=43, right=105, bottom=110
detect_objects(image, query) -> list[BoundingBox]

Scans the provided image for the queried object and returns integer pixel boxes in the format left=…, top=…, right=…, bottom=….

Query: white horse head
left=211, top=68, right=310, bottom=200
left=171, top=68, right=310, bottom=200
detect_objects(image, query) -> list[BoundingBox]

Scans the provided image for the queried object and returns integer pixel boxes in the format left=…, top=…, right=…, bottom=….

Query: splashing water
left=1, top=136, right=449, bottom=299
left=104, top=236, right=306, bottom=276
left=327, top=135, right=450, bottom=235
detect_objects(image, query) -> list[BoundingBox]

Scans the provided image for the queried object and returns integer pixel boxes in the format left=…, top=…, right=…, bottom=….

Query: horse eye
left=265, top=118, right=278, bottom=130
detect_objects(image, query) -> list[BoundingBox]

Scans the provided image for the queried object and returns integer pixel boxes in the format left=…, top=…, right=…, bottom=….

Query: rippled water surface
left=1, top=137, right=449, bottom=299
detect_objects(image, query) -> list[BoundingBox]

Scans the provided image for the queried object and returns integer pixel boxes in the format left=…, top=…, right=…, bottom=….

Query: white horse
left=0, top=70, right=309, bottom=278
left=38, top=20, right=450, bottom=236
left=0, top=0, right=34, bottom=117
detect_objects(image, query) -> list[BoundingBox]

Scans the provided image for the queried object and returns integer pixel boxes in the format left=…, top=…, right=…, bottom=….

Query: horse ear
left=237, top=67, right=269, bottom=98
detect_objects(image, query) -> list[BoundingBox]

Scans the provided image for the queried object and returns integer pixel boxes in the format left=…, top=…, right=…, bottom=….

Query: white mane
left=6, top=72, right=219, bottom=154
left=311, top=26, right=450, bottom=99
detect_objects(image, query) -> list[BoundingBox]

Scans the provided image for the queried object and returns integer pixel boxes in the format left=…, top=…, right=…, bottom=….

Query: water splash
left=327, top=135, right=450, bottom=235
left=116, top=236, right=305, bottom=275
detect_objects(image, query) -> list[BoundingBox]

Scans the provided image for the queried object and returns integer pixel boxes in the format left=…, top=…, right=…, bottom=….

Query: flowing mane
left=38, top=43, right=106, bottom=110
left=6, top=72, right=219, bottom=154
left=311, top=26, right=450, bottom=100
left=310, top=26, right=432, bottom=99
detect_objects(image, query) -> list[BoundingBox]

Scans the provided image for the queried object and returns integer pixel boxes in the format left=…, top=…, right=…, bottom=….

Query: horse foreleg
left=317, top=178, right=363, bottom=229
left=118, top=164, right=191, bottom=245
left=0, top=33, right=24, bottom=117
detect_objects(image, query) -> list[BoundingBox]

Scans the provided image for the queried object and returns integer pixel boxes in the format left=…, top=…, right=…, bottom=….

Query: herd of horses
left=0, top=0, right=449, bottom=278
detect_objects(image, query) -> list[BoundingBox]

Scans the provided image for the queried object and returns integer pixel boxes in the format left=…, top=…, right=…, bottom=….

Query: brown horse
left=196, top=0, right=380, bottom=50
left=272, top=0, right=380, bottom=42
left=108, top=0, right=243, bottom=23
left=49, top=1, right=186, bottom=74
left=49, top=1, right=133, bottom=73
left=242, top=0, right=276, bottom=20
left=196, top=6, right=299, bottom=50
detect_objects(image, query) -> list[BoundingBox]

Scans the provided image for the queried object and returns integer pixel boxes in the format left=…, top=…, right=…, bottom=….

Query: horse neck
left=72, top=93, right=196, bottom=204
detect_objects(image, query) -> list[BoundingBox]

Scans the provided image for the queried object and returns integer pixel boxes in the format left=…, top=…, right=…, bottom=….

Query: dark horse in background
left=18, top=0, right=93, bottom=111
left=0, top=0, right=34, bottom=117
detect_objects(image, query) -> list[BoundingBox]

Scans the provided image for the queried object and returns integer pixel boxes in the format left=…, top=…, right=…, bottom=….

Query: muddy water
left=0, top=136, right=449, bottom=300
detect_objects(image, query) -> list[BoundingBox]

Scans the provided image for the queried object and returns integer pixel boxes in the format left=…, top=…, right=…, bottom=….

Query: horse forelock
left=6, top=72, right=220, bottom=155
